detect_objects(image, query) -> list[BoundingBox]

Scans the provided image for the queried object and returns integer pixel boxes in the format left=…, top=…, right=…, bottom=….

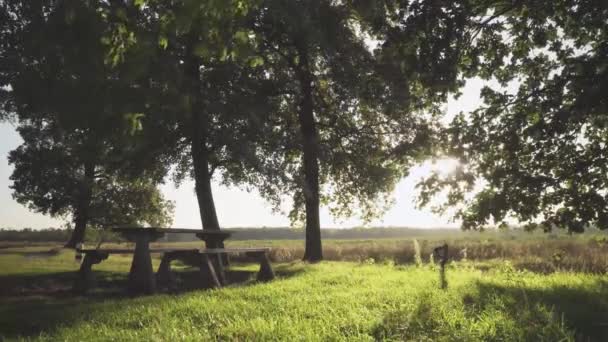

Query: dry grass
left=259, top=238, right=608, bottom=274
left=4, top=233, right=608, bottom=274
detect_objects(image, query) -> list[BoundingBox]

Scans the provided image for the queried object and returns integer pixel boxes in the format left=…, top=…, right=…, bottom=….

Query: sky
left=0, top=79, right=485, bottom=230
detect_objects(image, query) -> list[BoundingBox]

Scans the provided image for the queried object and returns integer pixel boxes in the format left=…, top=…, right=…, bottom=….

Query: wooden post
left=128, top=233, right=156, bottom=295
left=433, top=243, right=449, bottom=289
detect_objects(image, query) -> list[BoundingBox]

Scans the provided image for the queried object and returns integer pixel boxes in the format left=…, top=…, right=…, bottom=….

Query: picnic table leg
left=256, top=252, right=275, bottom=282
left=128, top=233, right=156, bottom=295
left=156, top=253, right=176, bottom=290
left=73, top=251, right=108, bottom=294
left=198, top=254, right=221, bottom=289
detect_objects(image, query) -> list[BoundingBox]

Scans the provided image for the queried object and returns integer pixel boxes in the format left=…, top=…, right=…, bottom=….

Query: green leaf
left=158, top=36, right=168, bottom=50
left=233, top=30, right=249, bottom=44
left=124, top=113, right=145, bottom=135
left=248, top=56, right=264, bottom=68
left=193, top=43, right=210, bottom=58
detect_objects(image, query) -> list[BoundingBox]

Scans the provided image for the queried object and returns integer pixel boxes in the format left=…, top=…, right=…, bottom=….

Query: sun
left=432, top=157, right=460, bottom=177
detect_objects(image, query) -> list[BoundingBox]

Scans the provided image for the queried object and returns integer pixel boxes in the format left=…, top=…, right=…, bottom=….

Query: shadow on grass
left=0, top=247, right=62, bottom=257
left=0, top=270, right=129, bottom=298
left=162, top=262, right=307, bottom=293
left=0, top=263, right=305, bottom=339
left=0, top=270, right=130, bottom=339
left=373, top=279, right=608, bottom=341
left=473, top=280, right=608, bottom=341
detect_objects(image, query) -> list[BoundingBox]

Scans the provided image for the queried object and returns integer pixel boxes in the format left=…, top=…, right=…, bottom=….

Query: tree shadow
left=0, top=270, right=131, bottom=339
left=373, top=278, right=608, bottom=341
left=472, top=279, right=608, bottom=341
left=0, top=263, right=305, bottom=339
left=0, top=270, right=129, bottom=298
left=0, top=295, right=123, bottom=339
left=161, top=262, right=307, bottom=293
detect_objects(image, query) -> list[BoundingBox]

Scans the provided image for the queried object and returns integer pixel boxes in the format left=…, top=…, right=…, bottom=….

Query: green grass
left=0, top=248, right=607, bottom=341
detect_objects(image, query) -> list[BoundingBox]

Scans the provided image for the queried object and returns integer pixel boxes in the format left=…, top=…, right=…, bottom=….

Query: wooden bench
left=156, top=248, right=274, bottom=290
left=73, top=247, right=274, bottom=294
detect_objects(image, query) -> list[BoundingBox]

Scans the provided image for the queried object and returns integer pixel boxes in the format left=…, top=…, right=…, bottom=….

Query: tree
left=1, top=0, right=175, bottom=246
left=121, top=0, right=284, bottom=250
left=251, top=0, right=473, bottom=261
left=417, top=0, right=608, bottom=232
left=9, top=121, right=174, bottom=242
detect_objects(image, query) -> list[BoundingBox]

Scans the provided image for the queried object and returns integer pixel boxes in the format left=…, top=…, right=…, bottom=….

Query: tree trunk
left=296, top=47, right=323, bottom=262
left=185, top=36, right=222, bottom=249
left=65, top=161, right=95, bottom=248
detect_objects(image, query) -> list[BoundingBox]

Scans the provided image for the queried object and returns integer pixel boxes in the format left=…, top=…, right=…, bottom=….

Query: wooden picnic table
left=111, top=227, right=232, bottom=295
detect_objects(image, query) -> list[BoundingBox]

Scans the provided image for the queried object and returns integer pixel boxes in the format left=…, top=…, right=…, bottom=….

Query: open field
left=1, top=239, right=608, bottom=341
left=4, top=228, right=608, bottom=273
left=7, top=230, right=605, bottom=273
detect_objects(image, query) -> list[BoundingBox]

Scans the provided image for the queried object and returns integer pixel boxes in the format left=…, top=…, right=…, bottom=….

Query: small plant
left=552, top=250, right=565, bottom=269
left=382, top=259, right=395, bottom=267
left=363, top=257, right=376, bottom=265
left=413, top=239, right=422, bottom=267
left=460, top=247, right=468, bottom=261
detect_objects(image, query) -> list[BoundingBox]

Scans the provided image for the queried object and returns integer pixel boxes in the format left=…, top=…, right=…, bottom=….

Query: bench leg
left=257, top=253, right=275, bottom=282
left=198, top=254, right=221, bottom=289
left=73, top=252, right=108, bottom=294
left=156, top=254, right=177, bottom=290
left=211, top=256, right=227, bottom=285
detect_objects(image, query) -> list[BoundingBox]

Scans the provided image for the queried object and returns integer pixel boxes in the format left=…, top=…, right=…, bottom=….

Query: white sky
left=0, top=79, right=485, bottom=230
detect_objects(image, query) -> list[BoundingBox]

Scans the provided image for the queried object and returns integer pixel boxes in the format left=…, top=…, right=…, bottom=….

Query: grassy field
left=1, top=243, right=607, bottom=341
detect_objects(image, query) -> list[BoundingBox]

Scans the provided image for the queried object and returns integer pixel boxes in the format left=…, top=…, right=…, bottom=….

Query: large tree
left=417, top=0, right=608, bottom=232
left=9, top=121, right=174, bottom=244
left=114, top=0, right=284, bottom=249
left=1, top=0, right=175, bottom=246
left=251, top=0, right=473, bottom=261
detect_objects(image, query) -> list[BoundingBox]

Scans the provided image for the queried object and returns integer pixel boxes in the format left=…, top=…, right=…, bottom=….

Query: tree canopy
left=417, top=0, right=608, bottom=232
left=247, top=0, right=475, bottom=260
left=1, top=0, right=175, bottom=246
left=114, top=0, right=285, bottom=252
left=4, top=0, right=607, bottom=253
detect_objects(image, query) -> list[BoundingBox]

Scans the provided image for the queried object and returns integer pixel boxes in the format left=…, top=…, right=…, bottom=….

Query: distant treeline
left=0, top=228, right=124, bottom=243
left=0, top=227, right=467, bottom=243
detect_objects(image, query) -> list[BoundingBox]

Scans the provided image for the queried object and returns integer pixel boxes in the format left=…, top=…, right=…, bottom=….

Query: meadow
left=1, top=231, right=608, bottom=341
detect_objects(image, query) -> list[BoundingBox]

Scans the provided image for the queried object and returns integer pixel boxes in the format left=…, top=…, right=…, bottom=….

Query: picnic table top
left=110, top=227, right=232, bottom=236
left=77, top=247, right=270, bottom=254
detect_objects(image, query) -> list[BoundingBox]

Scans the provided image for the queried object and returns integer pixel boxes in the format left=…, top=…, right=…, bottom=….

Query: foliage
left=417, top=0, right=608, bottom=232
left=108, top=0, right=287, bottom=237
left=1, top=0, right=174, bottom=244
left=252, top=0, right=473, bottom=224
left=9, top=121, right=174, bottom=229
